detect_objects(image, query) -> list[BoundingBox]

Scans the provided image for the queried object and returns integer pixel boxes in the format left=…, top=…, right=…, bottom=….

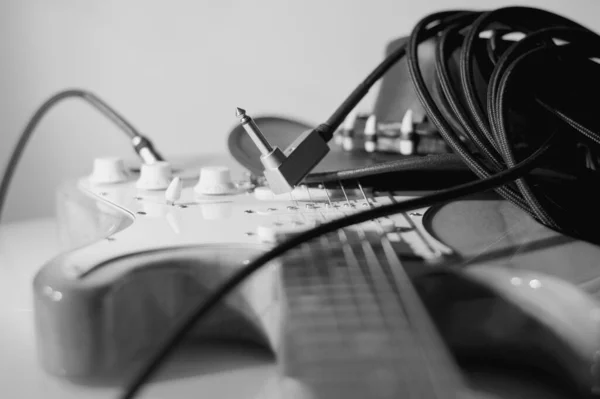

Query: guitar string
left=385, top=192, right=441, bottom=258
left=265, top=188, right=341, bottom=388
left=336, top=182, right=398, bottom=334
left=338, top=181, right=446, bottom=396
left=327, top=183, right=409, bottom=392
left=291, top=187, right=345, bottom=342
left=272, top=181, right=458, bottom=392
left=289, top=186, right=371, bottom=386
left=346, top=183, right=412, bottom=319
left=302, top=185, right=361, bottom=337
left=303, top=185, right=375, bottom=387
left=321, top=182, right=368, bottom=329
left=312, top=185, right=397, bottom=389
left=356, top=182, right=466, bottom=397
left=356, top=183, right=460, bottom=396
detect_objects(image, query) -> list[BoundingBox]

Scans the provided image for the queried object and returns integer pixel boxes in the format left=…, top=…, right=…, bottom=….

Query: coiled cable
left=121, top=6, right=600, bottom=398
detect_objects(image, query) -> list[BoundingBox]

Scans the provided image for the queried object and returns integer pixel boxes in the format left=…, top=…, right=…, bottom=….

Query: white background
left=1, top=0, right=599, bottom=221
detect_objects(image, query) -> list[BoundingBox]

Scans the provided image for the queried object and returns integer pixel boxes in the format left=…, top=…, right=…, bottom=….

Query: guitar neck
left=276, top=182, right=467, bottom=398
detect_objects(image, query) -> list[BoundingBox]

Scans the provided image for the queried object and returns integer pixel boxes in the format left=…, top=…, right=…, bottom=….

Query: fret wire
left=335, top=183, right=392, bottom=328
left=322, top=182, right=367, bottom=328
left=357, top=183, right=416, bottom=300
left=282, top=189, right=326, bottom=345
left=288, top=188, right=321, bottom=294
left=310, top=185, right=390, bottom=387
left=298, top=242, right=344, bottom=333
left=355, top=181, right=432, bottom=332
left=295, top=187, right=345, bottom=337
left=337, top=181, right=397, bottom=333
left=283, top=190, right=308, bottom=294
left=337, top=227, right=395, bottom=334
left=359, top=183, right=465, bottom=396
left=316, top=236, right=364, bottom=331
left=357, top=182, right=429, bottom=326
left=316, top=200, right=377, bottom=334
left=378, top=234, right=465, bottom=397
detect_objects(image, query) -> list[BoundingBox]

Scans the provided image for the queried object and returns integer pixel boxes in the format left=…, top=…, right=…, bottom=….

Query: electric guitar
left=33, top=155, right=600, bottom=398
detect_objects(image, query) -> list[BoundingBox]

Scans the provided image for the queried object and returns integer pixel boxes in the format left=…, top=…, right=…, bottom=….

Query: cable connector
left=131, top=135, right=164, bottom=164
left=236, top=107, right=329, bottom=194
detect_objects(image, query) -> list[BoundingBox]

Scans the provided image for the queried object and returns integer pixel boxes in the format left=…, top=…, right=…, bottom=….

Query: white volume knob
left=194, top=166, right=237, bottom=195
left=136, top=161, right=172, bottom=190
left=89, top=157, right=128, bottom=184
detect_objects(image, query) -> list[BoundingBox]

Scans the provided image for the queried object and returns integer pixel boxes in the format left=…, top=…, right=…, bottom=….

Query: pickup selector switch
left=194, top=166, right=237, bottom=195
left=136, top=161, right=172, bottom=190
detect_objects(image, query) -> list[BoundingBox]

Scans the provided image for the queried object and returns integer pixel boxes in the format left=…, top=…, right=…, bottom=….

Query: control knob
left=136, top=161, right=172, bottom=190
left=89, top=157, right=129, bottom=184
left=194, top=166, right=237, bottom=195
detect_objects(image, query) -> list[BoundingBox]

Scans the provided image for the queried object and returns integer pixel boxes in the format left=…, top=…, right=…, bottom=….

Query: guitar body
left=33, top=156, right=600, bottom=398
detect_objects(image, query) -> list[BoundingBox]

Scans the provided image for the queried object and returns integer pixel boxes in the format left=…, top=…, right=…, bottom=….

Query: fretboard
left=274, top=182, right=467, bottom=398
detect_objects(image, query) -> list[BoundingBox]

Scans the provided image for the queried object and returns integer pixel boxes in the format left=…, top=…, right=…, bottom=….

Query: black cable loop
left=460, top=6, right=588, bottom=150
left=435, top=26, right=528, bottom=209
left=436, top=23, right=506, bottom=169
left=122, top=7, right=600, bottom=398
left=492, top=47, right=557, bottom=226
left=0, top=89, right=143, bottom=223
left=408, top=12, right=533, bottom=213
left=485, top=27, right=600, bottom=228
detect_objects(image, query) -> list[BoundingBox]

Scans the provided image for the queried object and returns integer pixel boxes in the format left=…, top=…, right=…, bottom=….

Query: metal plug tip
left=235, top=107, right=246, bottom=117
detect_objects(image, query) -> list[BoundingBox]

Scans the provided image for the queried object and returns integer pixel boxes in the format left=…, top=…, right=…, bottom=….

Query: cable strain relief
left=132, top=135, right=164, bottom=164
left=316, top=123, right=334, bottom=142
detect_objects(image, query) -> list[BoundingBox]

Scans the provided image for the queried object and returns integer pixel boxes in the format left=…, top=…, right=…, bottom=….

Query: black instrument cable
left=121, top=6, right=600, bottom=399
left=0, top=89, right=163, bottom=223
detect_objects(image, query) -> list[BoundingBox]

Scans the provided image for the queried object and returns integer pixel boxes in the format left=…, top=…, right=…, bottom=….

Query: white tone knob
left=399, top=139, right=414, bottom=156
left=136, top=161, right=172, bottom=190
left=165, top=177, right=182, bottom=204
left=333, top=132, right=344, bottom=146
left=364, top=114, right=377, bottom=135
left=194, top=166, right=237, bottom=195
left=364, top=141, right=376, bottom=153
left=89, top=157, right=128, bottom=184
left=342, top=136, right=354, bottom=151
left=400, top=109, right=414, bottom=135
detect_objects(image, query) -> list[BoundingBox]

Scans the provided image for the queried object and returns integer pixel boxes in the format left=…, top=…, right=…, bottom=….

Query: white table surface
left=0, top=218, right=277, bottom=399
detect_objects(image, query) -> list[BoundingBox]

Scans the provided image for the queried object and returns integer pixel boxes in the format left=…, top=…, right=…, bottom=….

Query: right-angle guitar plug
left=236, top=107, right=329, bottom=194
left=236, top=107, right=286, bottom=166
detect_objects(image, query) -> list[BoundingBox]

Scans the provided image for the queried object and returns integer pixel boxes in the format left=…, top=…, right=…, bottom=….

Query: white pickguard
left=30, top=157, right=600, bottom=397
